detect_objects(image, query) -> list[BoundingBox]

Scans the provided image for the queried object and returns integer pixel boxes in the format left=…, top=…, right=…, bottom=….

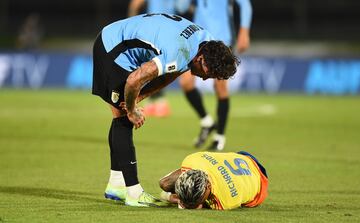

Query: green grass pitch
left=0, top=89, right=359, bottom=223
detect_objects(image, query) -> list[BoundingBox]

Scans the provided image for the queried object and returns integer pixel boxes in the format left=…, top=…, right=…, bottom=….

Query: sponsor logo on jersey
left=166, top=61, right=177, bottom=73
left=168, top=65, right=176, bottom=71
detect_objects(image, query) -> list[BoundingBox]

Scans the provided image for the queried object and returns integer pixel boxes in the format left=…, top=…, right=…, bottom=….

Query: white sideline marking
left=173, top=104, right=277, bottom=118
left=231, top=104, right=277, bottom=117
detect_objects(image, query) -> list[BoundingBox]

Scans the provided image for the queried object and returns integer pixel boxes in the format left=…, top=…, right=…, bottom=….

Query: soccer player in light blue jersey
left=176, top=0, right=253, bottom=151
left=128, top=0, right=176, bottom=17
left=92, top=14, right=238, bottom=207
left=128, top=0, right=178, bottom=117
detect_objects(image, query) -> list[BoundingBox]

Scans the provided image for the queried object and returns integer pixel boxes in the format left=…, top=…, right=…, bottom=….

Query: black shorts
left=92, top=33, right=130, bottom=107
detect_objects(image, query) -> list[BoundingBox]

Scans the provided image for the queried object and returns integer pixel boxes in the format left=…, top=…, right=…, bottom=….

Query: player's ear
left=196, top=54, right=204, bottom=62
left=195, top=203, right=203, bottom=209
left=172, top=193, right=180, bottom=203
left=207, top=181, right=211, bottom=190
left=192, top=54, right=202, bottom=63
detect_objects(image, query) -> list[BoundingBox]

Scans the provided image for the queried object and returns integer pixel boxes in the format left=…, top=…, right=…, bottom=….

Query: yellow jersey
left=181, top=152, right=262, bottom=210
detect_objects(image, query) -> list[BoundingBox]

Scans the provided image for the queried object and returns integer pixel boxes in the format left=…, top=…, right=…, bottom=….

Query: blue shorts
left=238, top=151, right=268, bottom=178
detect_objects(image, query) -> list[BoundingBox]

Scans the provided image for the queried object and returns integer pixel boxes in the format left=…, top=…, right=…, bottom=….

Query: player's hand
left=127, top=107, right=145, bottom=129
left=236, top=28, right=250, bottom=53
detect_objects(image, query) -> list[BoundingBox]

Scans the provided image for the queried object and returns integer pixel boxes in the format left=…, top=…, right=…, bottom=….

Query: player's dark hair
left=175, top=169, right=209, bottom=209
left=199, top=41, right=239, bottom=80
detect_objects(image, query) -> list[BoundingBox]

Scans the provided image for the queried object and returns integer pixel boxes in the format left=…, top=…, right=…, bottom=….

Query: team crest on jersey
left=111, top=90, right=120, bottom=103
left=166, top=61, right=177, bottom=73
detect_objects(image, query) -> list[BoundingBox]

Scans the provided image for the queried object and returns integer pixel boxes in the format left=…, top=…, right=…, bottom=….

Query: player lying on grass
left=159, top=151, right=268, bottom=210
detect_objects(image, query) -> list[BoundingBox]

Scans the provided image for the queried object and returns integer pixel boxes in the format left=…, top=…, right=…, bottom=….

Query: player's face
left=200, top=182, right=212, bottom=206
left=190, top=55, right=211, bottom=80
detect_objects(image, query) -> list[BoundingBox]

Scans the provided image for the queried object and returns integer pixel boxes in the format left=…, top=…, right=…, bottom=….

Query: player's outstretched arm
left=159, top=169, right=182, bottom=204
left=235, top=0, right=252, bottom=53
left=159, top=168, right=182, bottom=193
left=236, top=27, right=250, bottom=53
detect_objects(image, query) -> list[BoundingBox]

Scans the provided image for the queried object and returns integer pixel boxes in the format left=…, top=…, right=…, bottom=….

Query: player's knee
left=179, top=76, right=195, bottom=91
left=109, top=104, right=124, bottom=118
left=214, top=80, right=229, bottom=98
left=216, top=91, right=229, bottom=99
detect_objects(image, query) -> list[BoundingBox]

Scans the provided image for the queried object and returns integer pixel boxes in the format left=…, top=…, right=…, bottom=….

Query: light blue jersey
left=177, top=0, right=252, bottom=45
left=101, top=14, right=213, bottom=75
left=147, top=0, right=176, bottom=14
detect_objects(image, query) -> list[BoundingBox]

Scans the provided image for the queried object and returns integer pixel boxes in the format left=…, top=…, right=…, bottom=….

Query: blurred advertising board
left=0, top=52, right=359, bottom=95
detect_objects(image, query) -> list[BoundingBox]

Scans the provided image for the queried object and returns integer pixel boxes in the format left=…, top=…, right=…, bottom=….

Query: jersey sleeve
left=235, top=0, right=253, bottom=29
left=152, top=45, right=191, bottom=76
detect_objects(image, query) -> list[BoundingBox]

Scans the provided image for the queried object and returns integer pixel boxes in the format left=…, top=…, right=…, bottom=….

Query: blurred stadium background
left=0, top=0, right=360, bottom=92
left=1, top=1, right=360, bottom=222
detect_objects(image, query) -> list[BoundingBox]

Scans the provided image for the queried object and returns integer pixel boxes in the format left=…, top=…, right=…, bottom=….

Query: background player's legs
left=180, top=71, right=216, bottom=148
left=180, top=73, right=206, bottom=118
left=208, top=79, right=229, bottom=151
left=143, top=90, right=171, bottom=117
